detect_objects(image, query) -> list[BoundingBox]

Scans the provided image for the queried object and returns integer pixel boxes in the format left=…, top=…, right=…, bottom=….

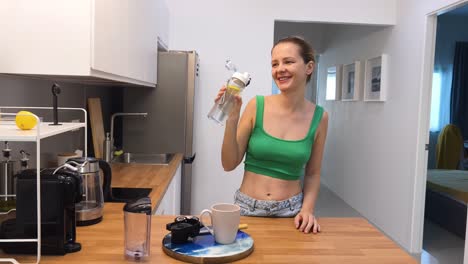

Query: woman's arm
left=221, top=97, right=256, bottom=171
left=295, top=111, right=329, bottom=233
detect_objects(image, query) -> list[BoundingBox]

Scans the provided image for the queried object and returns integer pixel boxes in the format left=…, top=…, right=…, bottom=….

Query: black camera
left=166, top=216, right=202, bottom=244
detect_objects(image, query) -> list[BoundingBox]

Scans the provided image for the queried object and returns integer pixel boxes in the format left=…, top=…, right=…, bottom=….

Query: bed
left=425, top=169, right=468, bottom=238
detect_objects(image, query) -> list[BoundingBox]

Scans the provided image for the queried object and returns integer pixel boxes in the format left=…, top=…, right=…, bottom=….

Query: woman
left=218, top=36, right=328, bottom=234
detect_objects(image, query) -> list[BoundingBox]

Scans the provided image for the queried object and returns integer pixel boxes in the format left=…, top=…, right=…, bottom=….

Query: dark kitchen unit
left=123, top=51, right=198, bottom=215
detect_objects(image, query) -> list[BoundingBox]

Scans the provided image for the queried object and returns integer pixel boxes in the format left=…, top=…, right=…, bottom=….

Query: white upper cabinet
left=0, top=0, right=158, bottom=87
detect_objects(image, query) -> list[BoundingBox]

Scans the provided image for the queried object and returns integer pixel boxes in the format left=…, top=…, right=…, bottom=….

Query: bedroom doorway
left=418, top=1, right=468, bottom=263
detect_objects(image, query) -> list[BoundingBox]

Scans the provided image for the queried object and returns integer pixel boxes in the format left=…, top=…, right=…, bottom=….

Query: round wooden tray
left=162, top=231, right=254, bottom=264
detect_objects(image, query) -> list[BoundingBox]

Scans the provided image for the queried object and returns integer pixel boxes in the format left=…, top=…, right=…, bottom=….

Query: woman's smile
left=277, top=75, right=292, bottom=84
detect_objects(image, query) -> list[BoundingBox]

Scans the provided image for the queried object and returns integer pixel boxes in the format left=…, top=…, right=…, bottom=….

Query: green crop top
left=244, top=96, right=324, bottom=181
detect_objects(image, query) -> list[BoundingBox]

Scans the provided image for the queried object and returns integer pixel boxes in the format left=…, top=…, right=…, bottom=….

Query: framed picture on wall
left=364, top=54, right=388, bottom=102
left=325, top=65, right=342, bottom=100
left=341, top=61, right=362, bottom=101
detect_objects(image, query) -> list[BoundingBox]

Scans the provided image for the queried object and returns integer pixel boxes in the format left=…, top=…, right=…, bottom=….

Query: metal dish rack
left=0, top=107, right=87, bottom=264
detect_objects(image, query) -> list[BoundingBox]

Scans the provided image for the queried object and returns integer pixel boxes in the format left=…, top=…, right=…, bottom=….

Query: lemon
left=15, top=111, right=38, bottom=130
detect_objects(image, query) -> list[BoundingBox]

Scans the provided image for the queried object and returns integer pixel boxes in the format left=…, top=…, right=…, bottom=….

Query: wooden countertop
left=31, top=206, right=416, bottom=264
left=3, top=154, right=417, bottom=263
left=0, top=153, right=184, bottom=262
left=110, top=153, right=184, bottom=209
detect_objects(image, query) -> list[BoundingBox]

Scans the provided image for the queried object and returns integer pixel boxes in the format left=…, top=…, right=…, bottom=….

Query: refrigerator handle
left=184, top=153, right=196, bottom=164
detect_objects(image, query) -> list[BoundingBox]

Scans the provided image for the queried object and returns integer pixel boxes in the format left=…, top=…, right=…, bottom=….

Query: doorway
left=418, top=1, right=468, bottom=263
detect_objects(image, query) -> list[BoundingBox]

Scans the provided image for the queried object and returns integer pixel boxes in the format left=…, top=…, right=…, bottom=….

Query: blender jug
left=65, top=157, right=112, bottom=226
left=124, top=197, right=152, bottom=261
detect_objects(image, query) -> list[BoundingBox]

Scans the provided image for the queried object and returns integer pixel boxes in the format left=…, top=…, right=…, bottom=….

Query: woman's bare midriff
left=239, top=171, right=302, bottom=201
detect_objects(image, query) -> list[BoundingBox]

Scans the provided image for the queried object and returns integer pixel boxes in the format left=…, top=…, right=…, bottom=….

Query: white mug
left=199, top=203, right=240, bottom=244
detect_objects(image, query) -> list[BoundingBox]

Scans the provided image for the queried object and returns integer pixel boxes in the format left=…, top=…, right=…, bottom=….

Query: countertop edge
left=150, top=153, right=184, bottom=211
left=110, top=153, right=184, bottom=212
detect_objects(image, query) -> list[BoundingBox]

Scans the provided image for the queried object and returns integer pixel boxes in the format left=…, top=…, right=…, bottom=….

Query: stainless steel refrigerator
left=123, top=50, right=199, bottom=214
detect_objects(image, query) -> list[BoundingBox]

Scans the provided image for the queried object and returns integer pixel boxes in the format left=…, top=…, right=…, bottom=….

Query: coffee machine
left=0, top=167, right=83, bottom=255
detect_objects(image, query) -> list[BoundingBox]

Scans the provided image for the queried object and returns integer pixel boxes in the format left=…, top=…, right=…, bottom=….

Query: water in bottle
left=208, top=61, right=251, bottom=125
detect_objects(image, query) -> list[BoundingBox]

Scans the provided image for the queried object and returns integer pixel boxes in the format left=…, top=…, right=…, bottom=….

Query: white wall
left=397, top=0, right=468, bottom=253
left=166, top=0, right=424, bottom=246
left=319, top=0, right=468, bottom=253
left=168, top=0, right=396, bottom=210
left=318, top=24, right=414, bottom=249
left=165, top=0, right=468, bottom=254
left=274, top=21, right=331, bottom=54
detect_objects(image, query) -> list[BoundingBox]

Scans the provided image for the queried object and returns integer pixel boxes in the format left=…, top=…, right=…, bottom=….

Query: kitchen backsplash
left=0, top=74, right=123, bottom=168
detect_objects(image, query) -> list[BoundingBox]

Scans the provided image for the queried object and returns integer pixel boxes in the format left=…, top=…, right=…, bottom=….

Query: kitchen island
left=2, top=154, right=417, bottom=263
left=36, top=213, right=418, bottom=264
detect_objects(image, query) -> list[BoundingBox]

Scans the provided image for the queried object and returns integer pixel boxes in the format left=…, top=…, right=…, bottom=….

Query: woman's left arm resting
left=294, top=111, right=328, bottom=234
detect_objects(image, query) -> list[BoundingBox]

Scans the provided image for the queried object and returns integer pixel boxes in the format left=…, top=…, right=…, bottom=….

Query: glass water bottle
left=208, top=71, right=251, bottom=125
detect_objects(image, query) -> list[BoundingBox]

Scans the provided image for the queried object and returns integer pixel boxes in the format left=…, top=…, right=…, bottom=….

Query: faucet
left=107, top=112, right=148, bottom=161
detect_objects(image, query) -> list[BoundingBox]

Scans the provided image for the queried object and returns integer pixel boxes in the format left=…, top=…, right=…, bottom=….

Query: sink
left=105, top=187, right=152, bottom=203
left=113, top=152, right=175, bottom=165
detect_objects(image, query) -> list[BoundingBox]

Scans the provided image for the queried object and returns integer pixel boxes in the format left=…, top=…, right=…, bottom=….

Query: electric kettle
left=65, top=157, right=112, bottom=226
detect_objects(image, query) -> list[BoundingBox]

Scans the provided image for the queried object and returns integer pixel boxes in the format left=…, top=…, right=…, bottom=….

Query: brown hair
left=272, top=36, right=315, bottom=82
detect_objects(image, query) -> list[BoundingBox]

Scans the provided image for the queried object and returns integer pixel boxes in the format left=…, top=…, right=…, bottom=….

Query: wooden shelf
left=0, top=122, right=85, bottom=142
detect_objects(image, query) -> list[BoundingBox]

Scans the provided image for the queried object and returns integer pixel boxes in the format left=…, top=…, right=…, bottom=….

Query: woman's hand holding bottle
left=207, top=63, right=250, bottom=125
left=213, top=86, right=243, bottom=122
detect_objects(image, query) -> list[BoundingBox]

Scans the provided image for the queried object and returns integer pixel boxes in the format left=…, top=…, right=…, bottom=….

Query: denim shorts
left=234, top=189, right=303, bottom=217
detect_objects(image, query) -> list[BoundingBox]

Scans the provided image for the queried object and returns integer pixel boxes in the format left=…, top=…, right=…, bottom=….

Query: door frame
left=413, top=0, right=468, bottom=254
